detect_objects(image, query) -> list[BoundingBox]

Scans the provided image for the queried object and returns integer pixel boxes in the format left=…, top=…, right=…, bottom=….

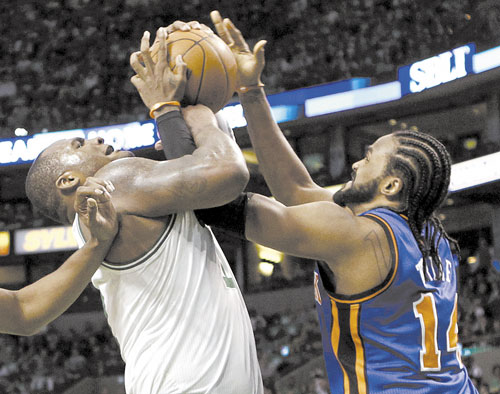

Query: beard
left=333, top=177, right=381, bottom=207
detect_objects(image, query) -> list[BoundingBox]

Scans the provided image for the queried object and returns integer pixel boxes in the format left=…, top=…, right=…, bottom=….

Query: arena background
left=1, top=0, right=500, bottom=393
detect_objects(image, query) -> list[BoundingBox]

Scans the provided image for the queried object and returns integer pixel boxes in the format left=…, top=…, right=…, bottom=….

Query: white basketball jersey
left=73, top=211, right=263, bottom=394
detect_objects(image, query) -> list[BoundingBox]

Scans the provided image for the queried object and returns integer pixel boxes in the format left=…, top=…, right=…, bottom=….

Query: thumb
left=87, top=198, right=98, bottom=226
left=155, top=140, right=164, bottom=151
left=130, top=75, right=142, bottom=88
left=253, top=40, right=267, bottom=68
left=174, top=55, right=187, bottom=78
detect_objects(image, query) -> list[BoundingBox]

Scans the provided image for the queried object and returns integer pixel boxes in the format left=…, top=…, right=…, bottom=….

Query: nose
left=352, top=161, right=360, bottom=170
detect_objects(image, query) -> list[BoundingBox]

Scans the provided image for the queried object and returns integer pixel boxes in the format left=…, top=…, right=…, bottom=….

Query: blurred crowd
left=0, top=305, right=328, bottom=394
left=250, top=307, right=327, bottom=393
left=1, top=0, right=500, bottom=392
left=466, top=357, right=500, bottom=394
left=458, top=238, right=500, bottom=348
left=0, top=201, right=48, bottom=230
left=0, top=323, right=123, bottom=394
left=1, top=275, right=499, bottom=393
left=0, top=0, right=499, bottom=137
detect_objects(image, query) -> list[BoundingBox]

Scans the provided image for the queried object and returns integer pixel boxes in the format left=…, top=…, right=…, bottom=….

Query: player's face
left=334, top=135, right=395, bottom=207
left=46, top=137, right=134, bottom=171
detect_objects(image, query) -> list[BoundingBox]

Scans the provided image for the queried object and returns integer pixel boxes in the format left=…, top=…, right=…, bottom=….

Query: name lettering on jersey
left=446, top=259, right=452, bottom=283
left=314, top=272, right=322, bottom=305
left=416, top=258, right=453, bottom=283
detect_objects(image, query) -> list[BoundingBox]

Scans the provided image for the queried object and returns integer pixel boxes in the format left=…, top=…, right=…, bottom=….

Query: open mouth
left=105, top=145, right=114, bottom=155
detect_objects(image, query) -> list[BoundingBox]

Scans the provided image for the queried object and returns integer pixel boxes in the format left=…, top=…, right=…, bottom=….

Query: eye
left=73, top=138, right=84, bottom=149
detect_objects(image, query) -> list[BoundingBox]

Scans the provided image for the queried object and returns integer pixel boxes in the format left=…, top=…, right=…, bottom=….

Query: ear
left=381, top=176, right=403, bottom=198
left=56, top=171, right=83, bottom=195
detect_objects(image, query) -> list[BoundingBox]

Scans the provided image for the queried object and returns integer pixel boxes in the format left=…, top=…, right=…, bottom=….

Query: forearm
left=155, top=108, right=196, bottom=159
left=13, top=238, right=110, bottom=335
left=244, top=194, right=343, bottom=262
left=239, top=89, right=317, bottom=205
left=244, top=193, right=301, bottom=255
left=156, top=106, right=247, bottom=182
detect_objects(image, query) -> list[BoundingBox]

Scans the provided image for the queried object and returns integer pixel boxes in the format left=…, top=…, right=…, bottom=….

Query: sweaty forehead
left=44, top=139, right=72, bottom=154
left=41, top=139, right=81, bottom=166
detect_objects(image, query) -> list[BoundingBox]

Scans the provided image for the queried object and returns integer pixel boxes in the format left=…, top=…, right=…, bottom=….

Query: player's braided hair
left=388, top=130, right=459, bottom=280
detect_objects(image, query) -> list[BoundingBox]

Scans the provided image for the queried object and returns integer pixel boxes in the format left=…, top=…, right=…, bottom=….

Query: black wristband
left=195, top=193, right=248, bottom=239
left=156, top=110, right=196, bottom=159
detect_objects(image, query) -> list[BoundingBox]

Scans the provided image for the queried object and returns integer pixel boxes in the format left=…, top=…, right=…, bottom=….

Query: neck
left=348, top=196, right=401, bottom=216
left=62, top=196, right=77, bottom=224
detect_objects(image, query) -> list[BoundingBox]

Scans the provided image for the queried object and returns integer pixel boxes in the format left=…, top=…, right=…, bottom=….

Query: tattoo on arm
left=364, top=230, right=391, bottom=282
left=168, top=175, right=208, bottom=199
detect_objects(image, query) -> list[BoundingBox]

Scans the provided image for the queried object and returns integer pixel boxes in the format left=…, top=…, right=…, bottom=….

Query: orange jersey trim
left=328, top=213, right=399, bottom=304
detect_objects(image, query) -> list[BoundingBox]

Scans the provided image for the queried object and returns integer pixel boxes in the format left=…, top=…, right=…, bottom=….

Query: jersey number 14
left=413, top=292, right=461, bottom=371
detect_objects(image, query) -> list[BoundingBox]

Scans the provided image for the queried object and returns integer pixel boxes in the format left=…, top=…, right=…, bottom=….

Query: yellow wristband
left=238, top=83, right=265, bottom=93
left=149, top=101, right=181, bottom=118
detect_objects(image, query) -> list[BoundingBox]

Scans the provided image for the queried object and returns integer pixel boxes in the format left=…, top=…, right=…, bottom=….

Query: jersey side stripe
left=350, top=304, right=367, bottom=394
left=339, top=305, right=360, bottom=393
left=331, top=301, right=351, bottom=394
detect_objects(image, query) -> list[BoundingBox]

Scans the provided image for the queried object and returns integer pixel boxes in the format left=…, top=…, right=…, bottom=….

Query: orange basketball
left=150, top=29, right=238, bottom=113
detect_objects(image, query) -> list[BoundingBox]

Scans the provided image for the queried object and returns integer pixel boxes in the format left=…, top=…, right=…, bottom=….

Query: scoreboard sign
left=14, top=226, right=78, bottom=255
left=398, top=44, right=476, bottom=96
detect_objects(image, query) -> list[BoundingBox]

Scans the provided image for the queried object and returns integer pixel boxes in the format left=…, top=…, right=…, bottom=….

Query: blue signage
left=0, top=120, right=157, bottom=166
left=398, top=43, right=476, bottom=96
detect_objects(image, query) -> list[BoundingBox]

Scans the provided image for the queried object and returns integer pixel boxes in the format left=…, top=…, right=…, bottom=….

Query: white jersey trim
left=74, top=213, right=177, bottom=271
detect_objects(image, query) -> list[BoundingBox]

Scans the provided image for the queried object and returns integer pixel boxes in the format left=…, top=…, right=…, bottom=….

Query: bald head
left=26, top=137, right=127, bottom=223
left=26, top=147, right=71, bottom=223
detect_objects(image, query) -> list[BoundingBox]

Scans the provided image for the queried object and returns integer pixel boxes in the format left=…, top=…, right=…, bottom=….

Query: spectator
left=0, top=0, right=494, bottom=138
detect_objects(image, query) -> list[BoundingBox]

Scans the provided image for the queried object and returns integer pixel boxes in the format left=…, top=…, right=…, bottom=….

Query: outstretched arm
left=0, top=179, right=117, bottom=335
left=211, top=11, right=334, bottom=206
left=244, top=193, right=359, bottom=261
left=244, top=193, right=394, bottom=297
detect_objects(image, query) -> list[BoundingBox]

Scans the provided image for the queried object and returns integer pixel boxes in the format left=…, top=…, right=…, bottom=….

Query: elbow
left=16, top=324, right=41, bottom=337
left=233, top=161, right=250, bottom=193
left=5, top=316, right=40, bottom=336
left=200, top=151, right=250, bottom=205
left=224, top=160, right=250, bottom=199
left=9, top=292, right=41, bottom=336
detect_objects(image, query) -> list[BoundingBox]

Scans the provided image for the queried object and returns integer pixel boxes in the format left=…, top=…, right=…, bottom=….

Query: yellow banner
left=14, top=226, right=78, bottom=255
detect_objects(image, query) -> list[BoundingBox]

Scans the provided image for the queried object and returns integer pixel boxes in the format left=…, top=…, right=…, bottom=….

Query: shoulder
left=301, top=201, right=389, bottom=257
left=313, top=202, right=387, bottom=241
left=322, top=208, right=396, bottom=295
left=94, top=157, right=154, bottom=179
left=94, top=157, right=159, bottom=196
left=93, top=157, right=157, bottom=214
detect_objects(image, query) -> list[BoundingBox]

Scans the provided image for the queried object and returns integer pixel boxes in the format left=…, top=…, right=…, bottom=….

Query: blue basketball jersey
left=314, top=208, right=478, bottom=394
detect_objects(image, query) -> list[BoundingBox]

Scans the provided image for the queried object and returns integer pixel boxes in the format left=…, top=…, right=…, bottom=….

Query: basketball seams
left=191, top=40, right=206, bottom=105
left=182, top=32, right=230, bottom=107
left=153, top=30, right=235, bottom=112
left=199, top=35, right=232, bottom=105
left=165, top=36, right=206, bottom=105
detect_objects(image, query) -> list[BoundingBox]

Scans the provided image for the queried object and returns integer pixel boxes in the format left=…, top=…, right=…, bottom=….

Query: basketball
left=150, top=29, right=238, bottom=113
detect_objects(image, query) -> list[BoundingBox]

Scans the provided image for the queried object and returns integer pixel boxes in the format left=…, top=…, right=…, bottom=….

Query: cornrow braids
left=389, top=130, right=459, bottom=281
